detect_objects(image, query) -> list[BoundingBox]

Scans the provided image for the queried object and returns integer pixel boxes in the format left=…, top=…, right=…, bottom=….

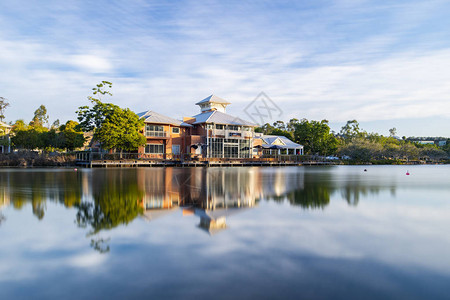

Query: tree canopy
left=0, top=97, right=10, bottom=122
left=77, top=81, right=146, bottom=152
left=293, top=119, right=338, bottom=155
left=95, top=107, right=146, bottom=152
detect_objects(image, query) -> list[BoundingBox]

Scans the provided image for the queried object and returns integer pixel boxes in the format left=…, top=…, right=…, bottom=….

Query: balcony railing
left=145, top=131, right=168, bottom=137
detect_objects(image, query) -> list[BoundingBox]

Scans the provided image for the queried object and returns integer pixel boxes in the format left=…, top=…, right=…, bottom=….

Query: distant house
left=417, top=141, right=435, bottom=145
left=255, top=134, right=304, bottom=156
left=0, top=121, right=11, bottom=153
left=137, top=110, right=193, bottom=159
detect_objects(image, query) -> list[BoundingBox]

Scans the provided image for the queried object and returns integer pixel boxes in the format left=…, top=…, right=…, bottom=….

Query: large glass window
left=145, top=144, right=164, bottom=154
left=210, top=138, right=224, bottom=158
left=172, top=127, right=180, bottom=134
left=172, top=145, right=180, bottom=155
left=145, top=125, right=165, bottom=137
left=208, top=137, right=252, bottom=158
left=239, top=139, right=251, bottom=158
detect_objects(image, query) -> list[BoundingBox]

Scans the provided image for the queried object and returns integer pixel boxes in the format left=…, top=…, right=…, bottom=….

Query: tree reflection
left=0, top=170, right=83, bottom=220
left=75, top=170, right=144, bottom=235
left=266, top=171, right=332, bottom=209
left=90, top=237, right=111, bottom=253
left=0, top=212, right=5, bottom=225
left=285, top=185, right=331, bottom=209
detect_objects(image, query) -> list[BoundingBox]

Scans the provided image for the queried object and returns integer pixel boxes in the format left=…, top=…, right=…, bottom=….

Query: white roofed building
left=184, top=95, right=258, bottom=159
left=256, top=134, right=304, bottom=156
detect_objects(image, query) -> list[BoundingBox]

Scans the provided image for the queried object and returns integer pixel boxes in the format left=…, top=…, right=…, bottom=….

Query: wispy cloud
left=0, top=0, right=449, bottom=135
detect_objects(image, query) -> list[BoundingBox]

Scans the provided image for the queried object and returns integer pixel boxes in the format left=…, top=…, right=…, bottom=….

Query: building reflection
left=0, top=167, right=397, bottom=234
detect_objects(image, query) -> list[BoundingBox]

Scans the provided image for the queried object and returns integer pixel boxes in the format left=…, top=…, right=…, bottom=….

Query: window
left=172, top=127, right=180, bottom=134
left=145, top=125, right=165, bottom=137
left=227, top=125, right=240, bottom=131
left=145, top=144, right=164, bottom=154
left=172, top=145, right=180, bottom=155
left=215, top=124, right=224, bottom=130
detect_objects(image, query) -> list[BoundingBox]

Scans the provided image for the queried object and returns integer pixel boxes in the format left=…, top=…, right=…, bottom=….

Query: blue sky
left=0, top=0, right=449, bottom=137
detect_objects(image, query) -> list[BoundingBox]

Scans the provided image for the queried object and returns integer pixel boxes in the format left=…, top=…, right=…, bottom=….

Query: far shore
left=0, top=152, right=447, bottom=168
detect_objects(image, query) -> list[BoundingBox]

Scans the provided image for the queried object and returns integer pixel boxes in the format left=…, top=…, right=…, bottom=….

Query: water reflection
left=1, top=166, right=449, bottom=299
left=0, top=170, right=82, bottom=220
left=76, top=170, right=144, bottom=235
left=0, top=167, right=397, bottom=235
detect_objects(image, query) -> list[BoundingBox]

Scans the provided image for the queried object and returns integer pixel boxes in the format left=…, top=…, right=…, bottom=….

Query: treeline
left=2, top=81, right=145, bottom=154
left=257, top=119, right=449, bottom=162
left=9, top=105, right=85, bottom=151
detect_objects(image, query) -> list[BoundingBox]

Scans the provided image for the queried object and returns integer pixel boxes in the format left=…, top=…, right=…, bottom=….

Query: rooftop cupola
left=195, top=94, right=231, bottom=113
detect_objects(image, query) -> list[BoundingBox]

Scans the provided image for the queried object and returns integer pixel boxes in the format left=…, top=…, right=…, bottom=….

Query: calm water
left=0, top=166, right=449, bottom=299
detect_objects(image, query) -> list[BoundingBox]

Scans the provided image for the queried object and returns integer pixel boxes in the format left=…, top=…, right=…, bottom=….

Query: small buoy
left=74, top=168, right=78, bottom=171
left=406, top=171, right=410, bottom=176
left=364, top=169, right=367, bottom=172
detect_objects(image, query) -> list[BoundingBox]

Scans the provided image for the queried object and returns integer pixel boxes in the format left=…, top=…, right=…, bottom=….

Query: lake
left=0, top=166, right=449, bottom=299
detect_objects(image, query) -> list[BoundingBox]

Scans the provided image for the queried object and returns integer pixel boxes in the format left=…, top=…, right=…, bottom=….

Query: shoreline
left=0, top=152, right=447, bottom=168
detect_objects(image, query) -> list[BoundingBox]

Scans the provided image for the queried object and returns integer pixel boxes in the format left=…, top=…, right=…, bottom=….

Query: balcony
left=209, top=129, right=253, bottom=138
left=145, top=131, right=169, bottom=138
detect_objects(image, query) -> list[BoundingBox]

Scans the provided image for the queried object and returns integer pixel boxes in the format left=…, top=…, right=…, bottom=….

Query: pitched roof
left=0, top=121, right=11, bottom=128
left=195, top=94, right=231, bottom=105
left=137, top=110, right=192, bottom=127
left=260, top=135, right=303, bottom=148
left=191, top=110, right=257, bottom=126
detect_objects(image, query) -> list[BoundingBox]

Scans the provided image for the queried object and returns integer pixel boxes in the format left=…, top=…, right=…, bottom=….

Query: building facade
left=0, top=121, right=11, bottom=154
left=185, top=95, right=257, bottom=159
left=137, top=110, right=192, bottom=159
left=137, top=95, right=303, bottom=160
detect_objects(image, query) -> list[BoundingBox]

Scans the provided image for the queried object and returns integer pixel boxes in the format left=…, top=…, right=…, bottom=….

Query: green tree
left=0, top=97, right=10, bottom=122
left=272, top=120, right=286, bottom=131
left=256, top=123, right=275, bottom=134
left=340, top=120, right=365, bottom=143
left=29, top=105, right=49, bottom=128
left=400, top=143, right=419, bottom=161
left=77, top=81, right=116, bottom=132
left=286, top=118, right=299, bottom=132
left=77, top=82, right=145, bottom=153
left=269, top=128, right=293, bottom=139
left=95, top=107, right=146, bottom=155
left=294, top=119, right=339, bottom=155
left=59, top=120, right=85, bottom=151
left=389, top=127, right=397, bottom=137
left=51, top=119, right=60, bottom=130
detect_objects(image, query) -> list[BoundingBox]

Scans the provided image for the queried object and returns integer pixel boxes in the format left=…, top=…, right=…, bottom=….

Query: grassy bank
left=0, top=152, right=76, bottom=167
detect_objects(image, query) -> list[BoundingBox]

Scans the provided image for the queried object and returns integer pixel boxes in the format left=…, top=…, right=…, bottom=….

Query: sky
left=0, top=0, right=449, bottom=137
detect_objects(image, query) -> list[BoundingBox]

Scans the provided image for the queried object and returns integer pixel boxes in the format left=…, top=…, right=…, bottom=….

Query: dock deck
left=76, top=158, right=334, bottom=168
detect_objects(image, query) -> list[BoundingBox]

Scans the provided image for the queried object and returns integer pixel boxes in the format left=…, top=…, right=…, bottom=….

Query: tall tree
left=340, top=120, right=364, bottom=143
left=95, top=107, right=146, bottom=155
left=286, top=118, right=299, bottom=132
left=29, top=105, right=49, bottom=128
left=59, top=120, right=85, bottom=151
left=389, top=127, right=397, bottom=137
left=294, top=119, right=338, bottom=155
left=77, top=81, right=117, bottom=132
left=272, top=120, right=286, bottom=131
left=77, top=81, right=145, bottom=153
left=0, top=97, right=10, bottom=122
